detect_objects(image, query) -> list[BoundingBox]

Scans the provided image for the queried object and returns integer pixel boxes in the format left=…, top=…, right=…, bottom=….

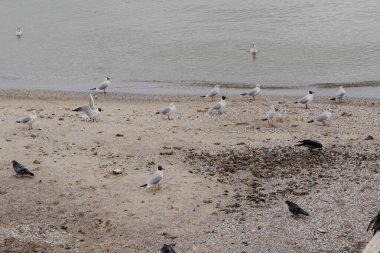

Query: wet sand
left=0, top=89, right=379, bottom=252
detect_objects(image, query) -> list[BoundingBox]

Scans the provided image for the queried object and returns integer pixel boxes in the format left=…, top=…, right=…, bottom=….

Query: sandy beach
left=0, top=89, right=379, bottom=253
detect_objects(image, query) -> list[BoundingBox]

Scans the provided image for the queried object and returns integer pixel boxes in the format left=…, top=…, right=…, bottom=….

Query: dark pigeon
left=161, top=244, right=176, bottom=253
left=12, top=160, right=34, bottom=177
left=367, top=210, right=380, bottom=235
left=295, top=140, right=322, bottom=151
left=286, top=201, right=309, bottom=216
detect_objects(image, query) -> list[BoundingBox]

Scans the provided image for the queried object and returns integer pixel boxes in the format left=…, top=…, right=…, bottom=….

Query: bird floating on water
left=250, top=43, right=258, bottom=54
left=16, top=27, right=23, bottom=38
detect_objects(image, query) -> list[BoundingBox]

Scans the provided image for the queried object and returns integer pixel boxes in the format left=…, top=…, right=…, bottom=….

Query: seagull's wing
left=147, top=172, right=162, bottom=185
left=249, top=88, right=258, bottom=96
left=210, top=102, right=222, bottom=110
left=314, top=112, right=329, bottom=122
left=160, top=107, right=171, bottom=115
left=19, top=115, right=32, bottom=124
left=89, top=94, right=96, bottom=110
left=97, top=82, right=108, bottom=90
left=299, top=95, right=309, bottom=104
left=207, top=88, right=218, bottom=97
left=73, top=105, right=92, bottom=117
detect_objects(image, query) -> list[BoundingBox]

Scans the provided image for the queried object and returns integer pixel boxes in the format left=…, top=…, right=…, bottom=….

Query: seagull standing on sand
left=12, top=160, right=34, bottom=177
left=140, top=166, right=164, bottom=190
left=90, top=77, right=110, bottom=94
left=16, top=111, right=37, bottom=130
left=241, top=84, right=261, bottom=100
left=201, top=85, right=220, bottom=101
left=156, top=103, right=175, bottom=120
left=72, top=93, right=102, bottom=121
left=330, top=86, right=346, bottom=101
left=308, top=109, right=331, bottom=126
left=367, top=210, right=380, bottom=235
left=16, top=27, right=23, bottom=37
left=262, top=105, right=276, bottom=126
left=286, top=201, right=309, bottom=216
left=295, top=91, right=314, bottom=109
left=207, top=96, right=227, bottom=114
left=295, top=140, right=323, bottom=151
left=250, top=43, right=258, bottom=54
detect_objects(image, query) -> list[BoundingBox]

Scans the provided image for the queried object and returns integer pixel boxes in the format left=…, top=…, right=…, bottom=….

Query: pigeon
left=72, top=93, right=102, bottom=121
left=90, top=77, right=110, bottom=94
left=330, top=86, right=346, bottom=101
left=250, top=42, right=258, bottom=54
left=286, top=201, right=309, bottom=216
left=140, top=166, right=164, bottom=190
left=201, top=85, right=220, bottom=101
left=207, top=96, right=227, bottom=114
left=367, top=210, right=380, bottom=235
left=161, top=244, right=176, bottom=253
left=308, top=109, right=331, bottom=126
left=295, top=140, right=323, bottom=151
left=156, top=103, right=175, bottom=120
left=241, top=84, right=261, bottom=100
left=16, top=111, right=37, bottom=130
left=12, top=160, right=34, bottom=177
left=295, top=91, right=314, bottom=109
left=262, top=105, right=276, bottom=126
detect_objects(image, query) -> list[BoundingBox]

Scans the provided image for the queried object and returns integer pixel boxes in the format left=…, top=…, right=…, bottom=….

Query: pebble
left=112, top=169, right=123, bottom=175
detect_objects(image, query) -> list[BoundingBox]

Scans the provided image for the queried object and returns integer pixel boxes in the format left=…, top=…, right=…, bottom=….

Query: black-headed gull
left=156, top=103, right=175, bottom=120
left=140, top=166, right=164, bottom=190
left=295, top=91, right=314, bottom=109
left=72, top=93, right=102, bottom=121
left=201, top=85, right=220, bottom=101
left=90, top=77, right=110, bottom=94
left=241, top=84, right=261, bottom=100
left=330, top=86, right=346, bottom=101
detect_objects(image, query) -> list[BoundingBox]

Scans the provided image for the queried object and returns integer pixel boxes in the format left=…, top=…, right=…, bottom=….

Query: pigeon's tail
left=90, top=88, right=96, bottom=91
left=294, top=101, right=299, bottom=104
left=241, top=93, right=247, bottom=96
left=16, top=120, right=21, bottom=123
left=299, top=209, right=309, bottom=216
left=200, top=95, right=206, bottom=98
left=262, top=118, right=268, bottom=121
left=294, top=143, right=303, bottom=147
left=155, top=112, right=160, bottom=115
left=330, top=97, right=336, bottom=101
left=24, top=170, right=34, bottom=177
left=140, top=184, right=147, bottom=188
left=307, top=119, right=314, bottom=123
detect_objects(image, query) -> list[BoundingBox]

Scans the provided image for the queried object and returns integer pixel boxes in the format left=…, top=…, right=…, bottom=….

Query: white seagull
left=207, top=96, right=227, bottom=114
left=90, top=77, right=110, bottom=94
left=156, top=103, right=175, bottom=120
left=241, top=84, right=261, bottom=100
left=308, top=109, right=332, bottom=126
left=295, top=91, right=314, bottom=109
left=330, top=86, right=346, bottom=101
left=16, top=111, right=37, bottom=130
left=262, top=105, right=276, bottom=126
left=72, top=93, right=102, bottom=121
left=250, top=43, right=258, bottom=54
left=201, top=85, right=220, bottom=101
left=16, top=27, right=23, bottom=37
left=140, top=166, right=164, bottom=190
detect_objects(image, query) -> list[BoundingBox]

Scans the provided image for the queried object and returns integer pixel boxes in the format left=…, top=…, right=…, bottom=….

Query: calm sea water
left=1, top=0, right=380, bottom=97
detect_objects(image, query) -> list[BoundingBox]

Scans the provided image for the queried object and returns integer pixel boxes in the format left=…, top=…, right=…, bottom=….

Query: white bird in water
left=16, top=27, right=23, bottom=38
left=201, top=85, right=220, bottom=101
left=308, top=109, right=331, bottom=126
left=330, top=86, right=346, bottom=101
left=207, top=96, right=227, bottom=114
left=250, top=43, right=258, bottom=54
left=156, top=103, right=175, bottom=120
left=140, top=165, right=164, bottom=190
left=16, top=111, right=37, bottom=130
left=262, top=105, right=276, bottom=126
left=241, top=84, right=261, bottom=100
left=90, top=77, right=110, bottom=94
left=295, top=91, right=314, bottom=109
left=72, top=93, right=102, bottom=121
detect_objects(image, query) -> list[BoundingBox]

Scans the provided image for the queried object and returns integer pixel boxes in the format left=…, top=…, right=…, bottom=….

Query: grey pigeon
left=367, top=210, right=380, bottom=235
left=161, top=244, right=176, bottom=253
left=12, top=160, right=34, bottom=177
left=295, top=140, right=322, bottom=151
left=286, top=201, right=309, bottom=216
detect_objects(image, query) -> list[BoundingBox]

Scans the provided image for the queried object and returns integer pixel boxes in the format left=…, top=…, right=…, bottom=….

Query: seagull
left=12, top=160, right=34, bottom=177
left=207, top=96, right=227, bottom=114
left=90, top=77, right=110, bottom=94
left=295, top=91, right=314, bottom=109
left=16, top=27, right=23, bottom=37
left=262, top=105, right=276, bottom=126
left=295, top=140, right=323, bottom=151
left=286, top=201, right=309, bottom=216
left=308, top=109, right=331, bottom=126
left=201, top=85, right=220, bottom=101
left=140, top=165, right=164, bottom=190
left=156, top=103, right=175, bottom=120
left=16, top=111, right=37, bottom=130
left=250, top=43, right=258, bottom=54
left=367, top=210, right=380, bottom=235
left=330, top=86, right=346, bottom=101
left=161, top=244, right=176, bottom=253
left=72, top=93, right=102, bottom=121
left=241, top=84, right=261, bottom=100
